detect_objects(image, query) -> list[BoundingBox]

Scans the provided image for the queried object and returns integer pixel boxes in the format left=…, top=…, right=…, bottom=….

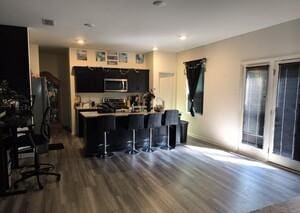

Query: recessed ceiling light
left=77, top=38, right=85, bottom=45
left=84, top=23, right=95, bottom=28
left=179, top=35, right=187, bottom=41
left=152, top=46, right=158, bottom=51
left=153, top=0, right=166, bottom=7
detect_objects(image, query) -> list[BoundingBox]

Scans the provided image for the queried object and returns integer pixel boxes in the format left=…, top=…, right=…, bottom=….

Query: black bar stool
left=143, top=113, right=162, bottom=152
left=97, top=115, right=116, bottom=158
left=161, top=110, right=179, bottom=150
left=126, top=114, right=144, bottom=155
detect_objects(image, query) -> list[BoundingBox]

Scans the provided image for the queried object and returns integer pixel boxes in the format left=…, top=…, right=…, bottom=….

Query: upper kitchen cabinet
left=74, top=67, right=104, bottom=93
left=128, top=69, right=149, bottom=93
left=103, top=68, right=129, bottom=79
left=74, top=66, right=149, bottom=93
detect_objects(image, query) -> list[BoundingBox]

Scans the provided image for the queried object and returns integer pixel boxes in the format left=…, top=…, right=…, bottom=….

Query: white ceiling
left=1, top=0, right=300, bottom=52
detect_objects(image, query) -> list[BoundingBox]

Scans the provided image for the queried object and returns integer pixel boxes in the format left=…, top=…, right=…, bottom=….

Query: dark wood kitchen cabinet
left=74, top=66, right=149, bottom=93
left=74, top=67, right=104, bottom=92
left=103, top=68, right=128, bottom=79
left=128, top=69, right=149, bottom=92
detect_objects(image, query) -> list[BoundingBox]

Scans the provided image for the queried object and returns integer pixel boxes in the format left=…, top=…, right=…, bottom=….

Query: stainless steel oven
left=104, top=78, right=128, bottom=92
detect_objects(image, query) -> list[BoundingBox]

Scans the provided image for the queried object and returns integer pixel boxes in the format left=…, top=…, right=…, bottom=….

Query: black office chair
left=126, top=114, right=144, bottom=155
left=14, top=107, right=61, bottom=190
left=97, top=115, right=116, bottom=158
left=143, top=113, right=162, bottom=152
left=161, top=110, right=179, bottom=150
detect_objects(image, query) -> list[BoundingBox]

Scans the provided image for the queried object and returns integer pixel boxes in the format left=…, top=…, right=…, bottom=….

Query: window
left=185, top=59, right=206, bottom=116
left=187, top=70, right=204, bottom=114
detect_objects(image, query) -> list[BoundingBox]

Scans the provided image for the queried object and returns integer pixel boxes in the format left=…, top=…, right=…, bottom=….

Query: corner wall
left=176, top=18, right=300, bottom=150
left=29, top=44, right=40, bottom=77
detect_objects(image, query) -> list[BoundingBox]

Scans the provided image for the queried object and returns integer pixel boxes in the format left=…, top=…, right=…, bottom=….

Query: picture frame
left=107, top=51, right=118, bottom=61
left=119, top=52, right=128, bottom=63
left=107, top=51, right=119, bottom=65
left=77, top=49, right=87, bottom=61
left=136, top=54, right=144, bottom=64
left=107, top=60, right=118, bottom=65
left=96, top=51, right=106, bottom=62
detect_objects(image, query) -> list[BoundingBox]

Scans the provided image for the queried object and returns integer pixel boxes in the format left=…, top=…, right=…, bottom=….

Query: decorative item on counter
left=82, top=102, right=90, bottom=108
left=77, top=49, right=87, bottom=61
left=143, top=89, right=155, bottom=112
left=129, top=95, right=140, bottom=106
left=153, top=97, right=165, bottom=112
left=74, top=95, right=81, bottom=108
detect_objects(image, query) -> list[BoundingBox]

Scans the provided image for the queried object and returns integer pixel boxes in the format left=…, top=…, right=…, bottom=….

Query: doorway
left=158, top=72, right=175, bottom=109
left=39, top=47, right=70, bottom=129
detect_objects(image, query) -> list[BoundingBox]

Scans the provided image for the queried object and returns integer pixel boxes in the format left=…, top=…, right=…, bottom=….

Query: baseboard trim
left=188, top=133, right=237, bottom=152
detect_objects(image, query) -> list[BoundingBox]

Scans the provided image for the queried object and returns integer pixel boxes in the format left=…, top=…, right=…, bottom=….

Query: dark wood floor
left=1, top=126, right=300, bottom=213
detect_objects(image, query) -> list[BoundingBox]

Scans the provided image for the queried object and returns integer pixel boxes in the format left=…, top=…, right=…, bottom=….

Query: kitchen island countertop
left=80, top=111, right=162, bottom=118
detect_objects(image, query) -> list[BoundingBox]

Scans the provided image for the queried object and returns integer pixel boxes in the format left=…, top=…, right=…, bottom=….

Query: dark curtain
left=185, top=59, right=206, bottom=116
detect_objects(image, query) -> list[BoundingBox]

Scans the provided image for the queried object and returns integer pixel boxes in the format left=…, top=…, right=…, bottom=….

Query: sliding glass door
left=240, top=65, right=270, bottom=159
left=240, top=60, right=300, bottom=170
left=269, top=61, right=300, bottom=170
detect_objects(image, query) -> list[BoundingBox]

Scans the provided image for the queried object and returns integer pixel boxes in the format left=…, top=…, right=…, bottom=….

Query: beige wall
left=40, top=52, right=61, bottom=78
left=29, top=44, right=40, bottom=77
left=153, top=51, right=177, bottom=91
left=154, top=52, right=177, bottom=108
left=145, top=52, right=154, bottom=90
left=146, top=52, right=177, bottom=106
left=176, top=18, right=300, bottom=151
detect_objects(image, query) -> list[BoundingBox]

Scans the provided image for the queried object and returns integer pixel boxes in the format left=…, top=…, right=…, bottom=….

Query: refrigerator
left=31, top=77, right=50, bottom=134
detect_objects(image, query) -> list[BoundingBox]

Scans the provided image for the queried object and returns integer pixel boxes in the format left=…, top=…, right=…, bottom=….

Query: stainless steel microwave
left=104, top=78, right=128, bottom=92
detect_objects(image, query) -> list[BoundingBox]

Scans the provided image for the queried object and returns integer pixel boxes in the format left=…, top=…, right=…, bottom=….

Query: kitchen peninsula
left=80, top=111, right=181, bottom=156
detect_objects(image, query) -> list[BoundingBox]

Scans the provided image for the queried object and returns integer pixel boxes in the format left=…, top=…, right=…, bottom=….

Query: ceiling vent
left=153, top=0, right=166, bottom=7
left=42, top=19, right=55, bottom=26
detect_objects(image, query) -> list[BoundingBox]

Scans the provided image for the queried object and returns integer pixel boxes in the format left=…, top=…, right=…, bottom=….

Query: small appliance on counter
left=98, top=97, right=128, bottom=113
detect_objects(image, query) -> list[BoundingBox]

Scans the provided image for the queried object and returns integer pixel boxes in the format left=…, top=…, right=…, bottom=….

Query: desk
left=0, top=114, right=31, bottom=196
left=2, top=114, right=32, bottom=168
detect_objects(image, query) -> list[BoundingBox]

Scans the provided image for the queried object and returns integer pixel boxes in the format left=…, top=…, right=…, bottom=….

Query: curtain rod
left=183, top=58, right=207, bottom=64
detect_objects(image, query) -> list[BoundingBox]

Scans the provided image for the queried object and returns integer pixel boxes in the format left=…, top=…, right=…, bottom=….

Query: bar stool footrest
left=160, top=145, right=173, bottom=150
left=143, top=147, right=154, bottom=153
left=126, top=149, right=139, bottom=155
